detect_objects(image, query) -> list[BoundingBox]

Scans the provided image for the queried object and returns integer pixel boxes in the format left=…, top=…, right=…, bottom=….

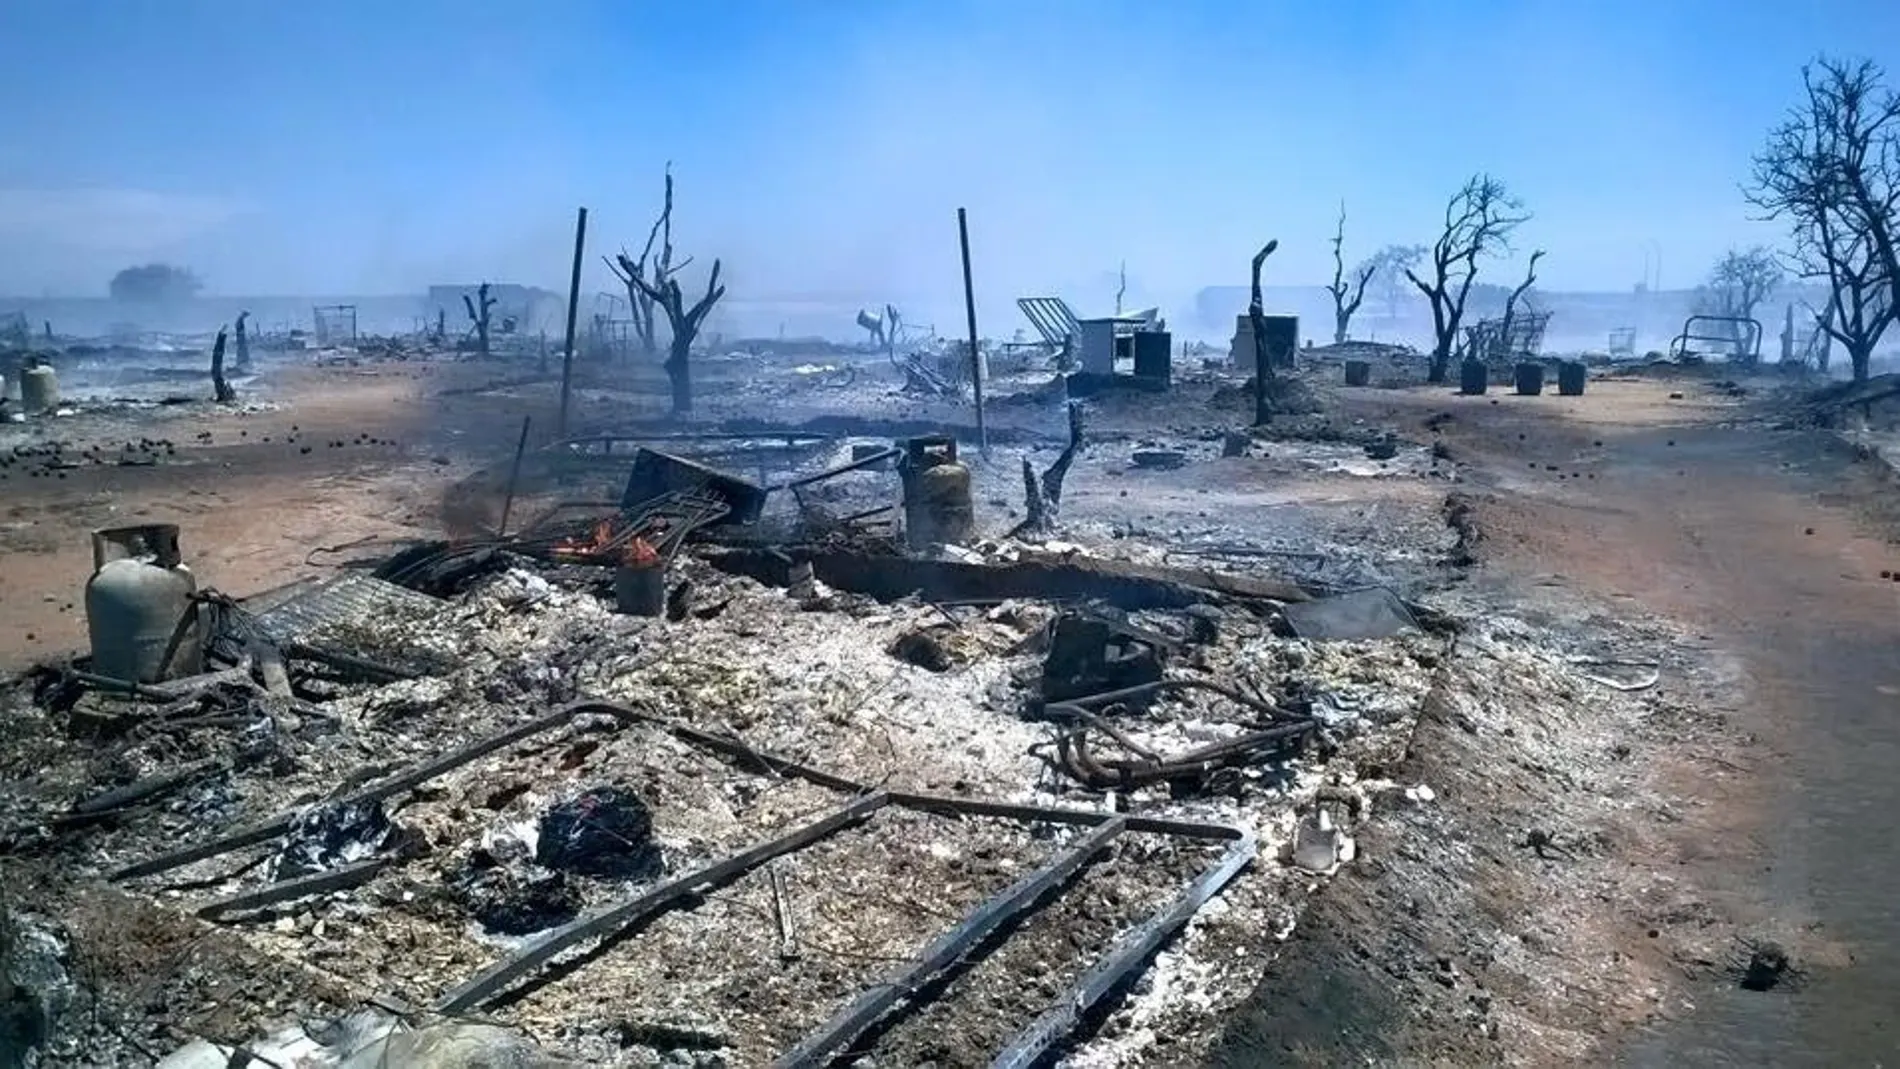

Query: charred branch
left=606, top=163, right=690, bottom=358
left=1497, top=249, right=1546, bottom=362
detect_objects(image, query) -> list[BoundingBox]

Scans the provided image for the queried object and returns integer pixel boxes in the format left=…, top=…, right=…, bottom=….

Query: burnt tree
left=606, top=163, right=686, bottom=358
left=1406, top=175, right=1530, bottom=382
left=210, top=327, right=235, bottom=403
left=1497, top=249, right=1545, bottom=361
left=1248, top=239, right=1284, bottom=425
left=619, top=168, right=723, bottom=414
left=1751, top=57, right=1900, bottom=381
left=1325, top=203, right=1378, bottom=344
left=1700, top=248, right=1783, bottom=364
left=463, top=283, right=497, bottom=358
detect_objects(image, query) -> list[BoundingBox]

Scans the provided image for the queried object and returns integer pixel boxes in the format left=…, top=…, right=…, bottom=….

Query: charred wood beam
left=73, top=758, right=223, bottom=815
left=281, top=642, right=418, bottom=683
left=196, top=856, right=392, bottom=921
left=249, top=639, right=292, bottom=697
left=700, top=546, right=1309, bottom=611
left=435, top=792, right=890, bottom=1014
left=71, top=665, right=255, bottom=702
left=774, top=817, right=1128, bottom=1068
left=888, top=793, right=1244, bottom=842
left=990, top=831, right=1258, bottom=1069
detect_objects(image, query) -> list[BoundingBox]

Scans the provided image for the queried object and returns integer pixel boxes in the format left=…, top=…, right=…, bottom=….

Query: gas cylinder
left=20, top=364, right=57, bottom=412
left=902, top=435, right=976, bottom=548
left=84, top=524, right=204, bottom=683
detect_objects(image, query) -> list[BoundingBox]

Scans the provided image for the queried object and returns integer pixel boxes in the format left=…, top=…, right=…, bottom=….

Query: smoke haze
left=3, top=0, right=1895, bottom=331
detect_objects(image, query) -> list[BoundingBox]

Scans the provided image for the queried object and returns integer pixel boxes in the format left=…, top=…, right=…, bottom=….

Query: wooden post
left=499, top=415, right=532, bottom=538
left=558, top=206, right=589, bottom=438
left=957, top=208, right=987, bottom=456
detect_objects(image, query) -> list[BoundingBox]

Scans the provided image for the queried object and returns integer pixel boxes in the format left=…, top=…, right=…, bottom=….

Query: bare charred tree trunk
left=621, top=167, right=722, bottom=414
left=1010, top=401, right=1085, bottom=538
left=1249, top=240, right=1281, bottom=425
left=211, top=327, right=235, bottom=403
left=631, top=262, right=724, bottom=415
left=234, top=310, right=252, bottom=372
left=1407, top=176, right=1530, bottom=383
left=1497, top=250, right=1545, bottom=361
left=463, top=282, right=496, bottom=358
left=1325, top=203, right=1377, bottom=344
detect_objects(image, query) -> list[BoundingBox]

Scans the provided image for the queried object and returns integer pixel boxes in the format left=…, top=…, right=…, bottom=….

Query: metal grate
left=250, top=572, right=442, bottom=644
left=1016, top=296, right=1081, bottom=349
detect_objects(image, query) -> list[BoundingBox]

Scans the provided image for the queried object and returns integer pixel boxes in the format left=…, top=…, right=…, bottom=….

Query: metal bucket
left=1458, top=359, right=1488, bottom=396
left=614, top=565, right=666, bottom=617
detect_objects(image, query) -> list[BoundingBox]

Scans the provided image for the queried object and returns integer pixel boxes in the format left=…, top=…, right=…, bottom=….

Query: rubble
left=0, top=305, right=1744, bottom=1066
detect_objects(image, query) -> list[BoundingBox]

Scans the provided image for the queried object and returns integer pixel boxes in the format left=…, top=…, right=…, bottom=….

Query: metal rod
left=558, top=206, right=589, bottom=438
left=775, top=817, right=1127, bottom=1068
left=436, top=792, right=890, bottom=1014
left=989, top=831, right=1259, bottom=1069
left=957, top=207, right=988, bottom=457
left=498, top=415, right=533, bottom=537
left=770, top=447, right=901, bottom=492
left=196, top=856, right=392, bottom=921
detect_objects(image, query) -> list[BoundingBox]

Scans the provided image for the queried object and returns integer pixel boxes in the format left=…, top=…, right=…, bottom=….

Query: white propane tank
left=20, top=364, right=57, bottom=412
left=84, top=524, right=204, bottom=683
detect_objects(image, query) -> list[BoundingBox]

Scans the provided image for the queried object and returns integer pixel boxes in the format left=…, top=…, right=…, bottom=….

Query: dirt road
left=1222, top=376, right=1900, bottom=1066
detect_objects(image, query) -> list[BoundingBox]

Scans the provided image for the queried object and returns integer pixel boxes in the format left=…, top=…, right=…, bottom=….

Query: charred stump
left=1249, top=240, right=1281, bottom=425
left=636, top=261, right=724, bottom=416
left=1010, top=401, right=1085, bottom=538
left=234, top=310, right=252, bottom=372
left=210, top=328, right=236, bottom=403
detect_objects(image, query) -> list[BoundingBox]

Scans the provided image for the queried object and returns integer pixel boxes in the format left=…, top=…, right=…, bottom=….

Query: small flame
left=621, top=537, right=660, bottom=568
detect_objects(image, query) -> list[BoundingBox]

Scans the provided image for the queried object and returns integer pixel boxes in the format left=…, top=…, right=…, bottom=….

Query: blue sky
left=3, top=0, right=1897, bottom=317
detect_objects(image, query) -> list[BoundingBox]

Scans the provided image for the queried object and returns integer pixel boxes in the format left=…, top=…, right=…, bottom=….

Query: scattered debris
left=1281, top=587, right=1420, bottom=641
left=535, top=785, right=665, bottom=880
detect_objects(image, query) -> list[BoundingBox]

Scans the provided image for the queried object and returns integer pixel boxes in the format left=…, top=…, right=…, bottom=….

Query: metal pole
left=557, top=206, right=588, bottom=438
left=498, top=415, right=531, bottom=537
left=957, top=207, right=987, bottom=456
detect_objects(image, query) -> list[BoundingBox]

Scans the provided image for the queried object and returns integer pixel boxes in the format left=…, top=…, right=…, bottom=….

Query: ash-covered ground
left=0, top=337, right=1845, bottom=1067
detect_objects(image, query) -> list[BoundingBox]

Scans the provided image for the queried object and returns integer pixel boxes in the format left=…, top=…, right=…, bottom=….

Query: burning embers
left=547, top=518, right=662, bottom=568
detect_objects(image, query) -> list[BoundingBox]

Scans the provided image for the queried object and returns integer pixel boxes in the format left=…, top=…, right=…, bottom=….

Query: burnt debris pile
left=1, top=394, right=1482, bottom=1065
